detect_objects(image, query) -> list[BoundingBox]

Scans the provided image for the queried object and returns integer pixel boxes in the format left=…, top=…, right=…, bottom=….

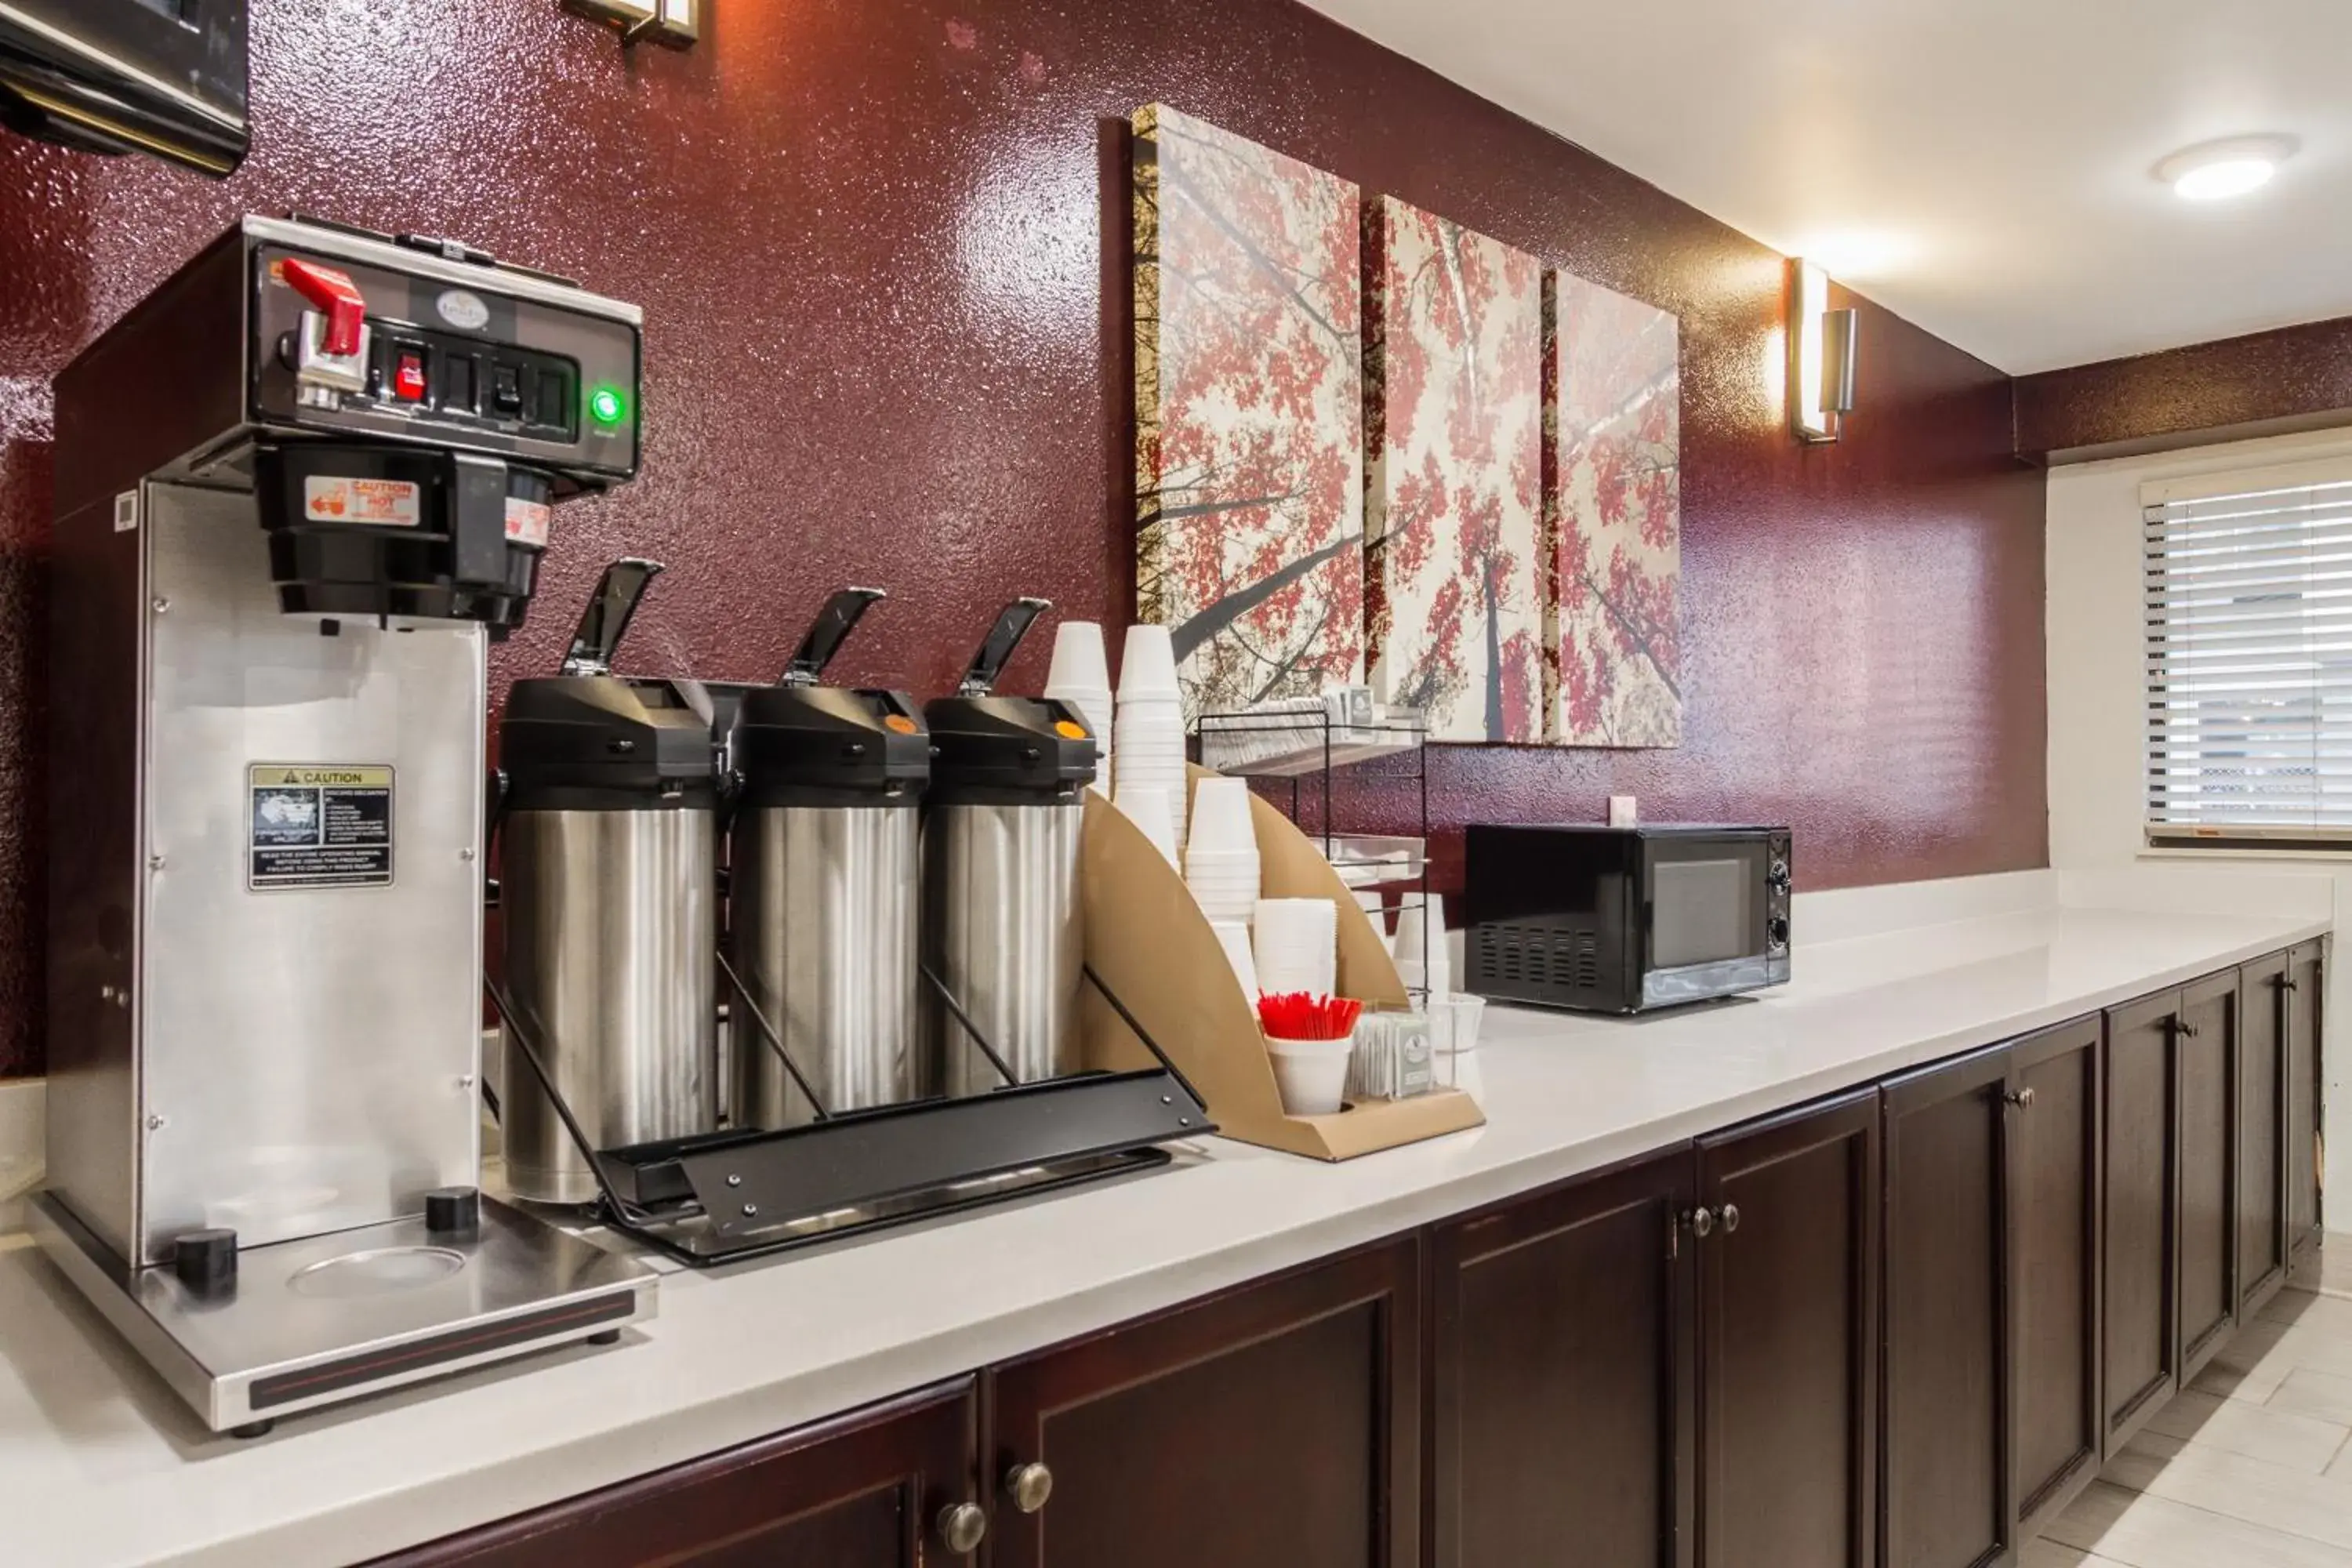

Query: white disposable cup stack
left=1044, top=621, right=1114, bottom=791
left=1114, top=625, right=1189, bottom=847
left=1210, top=920, right=1259, bottom=993
left=1184, top=778, right=1261, bottom=924
left=1118, top=623, right=1181, bottom=698
left=1254, top=898, right=1338, bottom=998
left=1392, top=894, right=1451, bottom=996
left=1115, top=784, right=1180, bottom=864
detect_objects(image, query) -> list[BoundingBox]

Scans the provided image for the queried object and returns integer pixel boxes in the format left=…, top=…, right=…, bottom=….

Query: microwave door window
left=1650, top=857, right=1759, bottom=968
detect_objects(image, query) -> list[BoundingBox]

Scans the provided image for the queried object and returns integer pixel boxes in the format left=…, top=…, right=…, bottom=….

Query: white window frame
left=2143, top=453, right=2352, bottom=852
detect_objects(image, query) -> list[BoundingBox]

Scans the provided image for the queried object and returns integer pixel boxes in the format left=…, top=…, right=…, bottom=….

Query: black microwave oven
left=1463, top=823, right=1791, bottom=1014
left=0, top=0, right=248, bottom=176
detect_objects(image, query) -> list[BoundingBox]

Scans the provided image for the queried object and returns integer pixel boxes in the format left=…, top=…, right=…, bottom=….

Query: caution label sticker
left=503, top=496, right=551, bottom=547
left=303, top=477, right=421, bottom=528
left=249, top=764, right=394, bottom=890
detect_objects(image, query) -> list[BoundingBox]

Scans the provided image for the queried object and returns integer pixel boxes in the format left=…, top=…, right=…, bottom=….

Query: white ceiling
left=1303, top=0, right=2352, bottom=374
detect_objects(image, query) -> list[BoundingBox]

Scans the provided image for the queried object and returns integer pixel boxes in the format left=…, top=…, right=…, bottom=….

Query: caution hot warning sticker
left=249, top=764, right=394, bottom=890
left=303, top=477, right=421, bottom=528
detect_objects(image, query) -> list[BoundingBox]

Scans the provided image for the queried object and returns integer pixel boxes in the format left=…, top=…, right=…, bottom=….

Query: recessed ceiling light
left=2155, top=135, right=2300, bottom=201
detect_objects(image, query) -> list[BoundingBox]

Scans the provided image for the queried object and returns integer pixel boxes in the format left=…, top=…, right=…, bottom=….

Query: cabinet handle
left=2283, top=978, right=2300, bottom=993
left=2005, top=1087, right=2036, bottom=1109
left=1690, top=1205, right=1716, bottom=1239
left=937, top=1502, right=989, bottom=1556
left=1004, top=1461, right=1055, bottom=1515
left=2175, top=1018, right=2201, bottom=1038
left=1719, top=1203, right=1740, bottom=1234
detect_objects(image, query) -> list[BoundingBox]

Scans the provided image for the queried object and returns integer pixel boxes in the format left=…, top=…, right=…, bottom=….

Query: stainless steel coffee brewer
left=922, top=600, right=1098, bottom=1094
left=727, top=589, right=929, bottom=1127
left=31, top=216, right=655, bottom=1436
left=496, top=559, right=720, bottom=1202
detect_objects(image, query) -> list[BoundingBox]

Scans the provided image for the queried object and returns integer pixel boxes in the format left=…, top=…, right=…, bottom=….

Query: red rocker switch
left=281, top=258, right=367, bottom=357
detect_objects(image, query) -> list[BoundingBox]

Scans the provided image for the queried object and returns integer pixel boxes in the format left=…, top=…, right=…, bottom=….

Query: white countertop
left=0, top=898, right=2325, bottom=1568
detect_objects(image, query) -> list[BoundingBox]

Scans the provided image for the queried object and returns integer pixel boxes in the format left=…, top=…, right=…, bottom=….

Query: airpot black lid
left=924, top=599, right=1099, bottom=807
left=497, top=558, right=720, bottom=811
left=733, top=588, right=928, bottom=808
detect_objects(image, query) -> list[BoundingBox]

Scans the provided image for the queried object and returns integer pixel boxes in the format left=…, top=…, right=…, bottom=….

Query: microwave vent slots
left=1479, top=925, right=1599, bottom=990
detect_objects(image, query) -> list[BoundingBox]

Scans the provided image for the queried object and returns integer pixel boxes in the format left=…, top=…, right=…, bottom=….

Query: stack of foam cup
left=1044, top=621, right=1113, bottom=792
left=1392, top=894, right=1451, bottom=997
left=1254, top=898, right=1338, bottom=998
left=1115, top=784, right=1180, bottom=864
left=1185, top=777, right=1261, bottom=925
left=1113, top=624, right=1189, bottom=849
left=1210, top=920, right=1259, bottom=993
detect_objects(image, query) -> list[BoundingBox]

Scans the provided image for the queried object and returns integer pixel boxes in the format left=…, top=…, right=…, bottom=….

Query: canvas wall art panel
left=1362, top=197, right=1544, bottom=742
left=1545, top=270, right=1682, bottom=747
left=1133, top=103, right=1364, bottom=723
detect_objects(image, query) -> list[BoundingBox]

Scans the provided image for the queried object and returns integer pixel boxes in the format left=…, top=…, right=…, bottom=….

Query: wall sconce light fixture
left=564, top=0, right=698, bottom=49
left=1788, top=257, right=1858, bottom=443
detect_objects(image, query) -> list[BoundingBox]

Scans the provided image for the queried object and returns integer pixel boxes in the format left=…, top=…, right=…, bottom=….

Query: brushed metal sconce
left=564, top=0, right=698, bottom=48
left=1788, top=257, right=1858, bottom=443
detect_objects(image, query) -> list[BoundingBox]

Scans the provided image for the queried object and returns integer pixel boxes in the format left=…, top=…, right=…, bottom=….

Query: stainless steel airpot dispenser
left=921, top=599, right=1099, bottom=1096
left=727, top=588, right=930, bottom=1128
left=496, top=558, right=720, bottom=1203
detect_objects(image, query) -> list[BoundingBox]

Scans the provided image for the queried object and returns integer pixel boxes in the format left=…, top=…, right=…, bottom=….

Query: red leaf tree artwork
left=1133, top=104, right=1364, bottom=722
left=1544, top=270, right=1682, bottom=747
left=1363, top=198, right=1543, bottom=742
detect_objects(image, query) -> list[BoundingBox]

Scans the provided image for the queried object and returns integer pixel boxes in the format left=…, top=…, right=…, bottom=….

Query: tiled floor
left=2033, top=1240, right=2352, bottom=1567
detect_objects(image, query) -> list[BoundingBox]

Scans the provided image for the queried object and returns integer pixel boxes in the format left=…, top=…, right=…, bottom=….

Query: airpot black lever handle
left=782, top=587, right=887, bottom=687
left=560, top=557, right=663, bottom=677
left=958, top=597, right=1053, bottom=696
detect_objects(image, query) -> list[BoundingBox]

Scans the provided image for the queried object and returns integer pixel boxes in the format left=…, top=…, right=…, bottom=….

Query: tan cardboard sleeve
left=1080, top=768, right=1484, bottom=1160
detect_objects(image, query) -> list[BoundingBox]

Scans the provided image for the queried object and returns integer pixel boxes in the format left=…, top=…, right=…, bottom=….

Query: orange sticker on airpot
left=884, top=714, right=919, bottom=735
left=1054, top=720, right=1089, bottom=741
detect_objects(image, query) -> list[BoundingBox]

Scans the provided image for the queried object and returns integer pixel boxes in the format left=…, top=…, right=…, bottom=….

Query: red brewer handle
left=282, top=257, right=367, bottom=357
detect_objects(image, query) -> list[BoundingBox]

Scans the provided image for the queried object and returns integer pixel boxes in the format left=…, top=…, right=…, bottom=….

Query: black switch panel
left=344, top=318, right=579, bottom=440
left=534, top=364, right=572, bottom=430
left=441, top=352, right=477, bottom=415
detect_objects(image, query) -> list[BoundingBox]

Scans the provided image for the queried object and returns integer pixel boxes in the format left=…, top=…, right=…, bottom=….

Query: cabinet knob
left=1004, top=1461, right=1055, bottom=1514
left=2005, top=1087, right=2036, bottom=1109
left=937, top=1502, right=989, bottom=1556
left=1719, top=1203, right=1740, bottom=1234
left=1690, top=1206, right=1715, bottom=1239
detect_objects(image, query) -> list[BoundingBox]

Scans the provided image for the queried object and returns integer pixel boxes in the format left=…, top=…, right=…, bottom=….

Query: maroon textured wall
left=0, top=0, right=2047, bottom=1076
left=2016, top=314, right=2352, bottom=463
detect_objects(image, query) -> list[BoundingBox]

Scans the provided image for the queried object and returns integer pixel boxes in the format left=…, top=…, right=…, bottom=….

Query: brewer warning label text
left=248, top=764, right=394, bottom=889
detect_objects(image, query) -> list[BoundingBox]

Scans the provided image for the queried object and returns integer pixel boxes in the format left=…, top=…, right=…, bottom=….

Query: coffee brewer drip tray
left=28, top=1192, right=654, bottom=1436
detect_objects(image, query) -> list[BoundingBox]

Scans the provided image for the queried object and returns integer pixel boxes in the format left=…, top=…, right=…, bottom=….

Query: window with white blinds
left=2145, top=456, right=2352, bottom=847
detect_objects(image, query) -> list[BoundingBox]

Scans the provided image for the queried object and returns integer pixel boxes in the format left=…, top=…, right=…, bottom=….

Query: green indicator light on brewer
left=589, top=385, right=628, bottom=426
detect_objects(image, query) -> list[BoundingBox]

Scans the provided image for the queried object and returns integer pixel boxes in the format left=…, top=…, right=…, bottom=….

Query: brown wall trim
left=2016, top=315, right=2352, bottom=465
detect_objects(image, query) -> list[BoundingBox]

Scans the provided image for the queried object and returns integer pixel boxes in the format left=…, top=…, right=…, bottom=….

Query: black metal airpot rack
left=488, top=960, right=1209, bottom=1268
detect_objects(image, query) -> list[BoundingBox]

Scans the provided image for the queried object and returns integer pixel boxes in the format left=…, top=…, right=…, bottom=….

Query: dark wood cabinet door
left=2008, top=1014, right=2103, bottom=1539
left=2289, top=938, right=2327, bottom=1259
left=1697, top=1088, right=1880, bottom=1568
left=985, top=1238, right=1420, bottom=1568
left=1430, top=1146, right=1695, bottom=1568
left=2241, top=952, right=2292, bottom=1316
left=2103, top=990, right=2179, bottom=1450
left=2177, top=969, right=2241, bottom=1378
left=368, top=1381, right=978, bottom=1568
left=1880, top=1045, right=2010, bottom=1568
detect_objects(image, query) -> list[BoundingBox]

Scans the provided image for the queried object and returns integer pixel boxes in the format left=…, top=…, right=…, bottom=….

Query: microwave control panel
left=1766, top=832, right=1793, bottom=952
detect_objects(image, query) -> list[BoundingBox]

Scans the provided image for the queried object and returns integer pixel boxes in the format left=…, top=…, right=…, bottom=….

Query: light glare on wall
left=1788, top=257, right=1858, bottom=444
